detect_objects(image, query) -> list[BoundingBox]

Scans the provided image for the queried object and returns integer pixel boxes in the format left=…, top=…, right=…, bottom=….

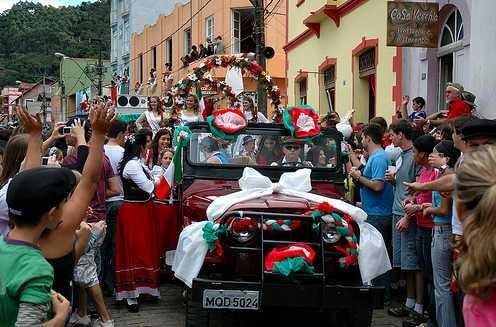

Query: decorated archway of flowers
left=170, top=54, right=284, bottom=120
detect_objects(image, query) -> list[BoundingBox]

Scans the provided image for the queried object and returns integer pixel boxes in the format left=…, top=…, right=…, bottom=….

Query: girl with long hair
left=256, top=135, right=283, bottom=166
left=242, top=95, right=268, bottom=123
left=180, top=94, right=203, bottom=124
left=305, top=145, right=328, bottom=167
left=115, top=129, right=160, bottom=312
left=136, top=96, right=164, bottom=135
left=151, top=128, right=172, bottom=166
left=454, top=145, right=496, bottom=326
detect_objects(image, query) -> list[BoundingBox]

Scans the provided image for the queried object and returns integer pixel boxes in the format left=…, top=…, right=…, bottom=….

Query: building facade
left=59, top=57, right=112, bottom=118
left=285, top=0, right=401, bottom=123
left=130, top=0, right=288, bottom=111
left=402, top=0, right=496, bottom=119
left=110, top=0, right=188, bottom=79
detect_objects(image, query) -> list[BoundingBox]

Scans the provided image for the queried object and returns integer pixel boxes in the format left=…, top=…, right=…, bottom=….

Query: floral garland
left=171, top=54, right=284, bottom=120
left=310, top=202, right=359, bottom=268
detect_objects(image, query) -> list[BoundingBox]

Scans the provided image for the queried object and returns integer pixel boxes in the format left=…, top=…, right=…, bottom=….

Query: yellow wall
left=287, top=0, right=397, bottom=123
left=131, top=0, right=287, bottom=103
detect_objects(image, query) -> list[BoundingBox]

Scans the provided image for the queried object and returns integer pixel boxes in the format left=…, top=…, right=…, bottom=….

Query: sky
left=0, top=0, right=96, bottom=12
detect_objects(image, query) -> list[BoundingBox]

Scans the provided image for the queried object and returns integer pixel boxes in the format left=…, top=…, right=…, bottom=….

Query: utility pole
left=41, top=74, right=47, bottom=125
left=252, top=0, right=267, bottom=115
left=97, top=45, right=103, bottom=96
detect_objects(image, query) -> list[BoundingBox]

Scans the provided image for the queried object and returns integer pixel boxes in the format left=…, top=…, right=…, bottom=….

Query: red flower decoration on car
left=212, top=108, right=248, bottom=134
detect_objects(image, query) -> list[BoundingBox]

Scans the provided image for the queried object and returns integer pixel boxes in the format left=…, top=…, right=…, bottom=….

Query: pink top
left=415, top=168, right=437, bottom=228
left=464, top=293, right=496, bottom=327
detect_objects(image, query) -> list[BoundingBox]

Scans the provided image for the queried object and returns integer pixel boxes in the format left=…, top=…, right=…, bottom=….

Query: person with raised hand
left=38, top=100, right=116, bottom=302
left=0, top=107, right=44, bottom=237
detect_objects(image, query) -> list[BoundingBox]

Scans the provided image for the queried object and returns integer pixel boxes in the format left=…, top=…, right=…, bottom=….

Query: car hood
left=183, top=180, right=316, bottom=221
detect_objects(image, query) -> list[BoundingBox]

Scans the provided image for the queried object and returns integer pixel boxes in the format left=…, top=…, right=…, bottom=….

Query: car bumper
left=191, top=278, right=384, bottom=310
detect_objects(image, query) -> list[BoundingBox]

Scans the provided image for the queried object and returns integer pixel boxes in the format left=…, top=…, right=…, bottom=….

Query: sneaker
left=402, top=312, right=428, bottom=327
left=388, top=304, right=413, bottom=317
left=92, top=319, right=114, bottom=327
left=70, top=312, right=91, bottom=326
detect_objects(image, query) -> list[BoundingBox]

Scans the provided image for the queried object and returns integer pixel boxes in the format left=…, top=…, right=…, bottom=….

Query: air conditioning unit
left=116, top=95, right=148, bottom=114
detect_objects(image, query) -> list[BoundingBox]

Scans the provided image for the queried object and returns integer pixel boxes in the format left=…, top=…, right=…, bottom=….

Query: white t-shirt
left=0, top=179, right=12, bottom=237
left=104, top=144, right=124, bottom=202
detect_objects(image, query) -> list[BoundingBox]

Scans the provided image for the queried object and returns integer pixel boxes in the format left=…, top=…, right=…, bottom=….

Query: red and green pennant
left=283, top=105, right=321, bottom=141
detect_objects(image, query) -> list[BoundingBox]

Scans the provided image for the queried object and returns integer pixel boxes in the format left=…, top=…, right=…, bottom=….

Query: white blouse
left=122, top=158, right=154, bottom=194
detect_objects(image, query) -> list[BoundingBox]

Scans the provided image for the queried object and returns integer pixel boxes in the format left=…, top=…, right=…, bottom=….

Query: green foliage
left=0, top=0, right=110, bottom=87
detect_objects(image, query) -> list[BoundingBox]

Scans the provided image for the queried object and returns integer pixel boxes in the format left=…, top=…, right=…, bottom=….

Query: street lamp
left=54, top=52, right=67, bottom=121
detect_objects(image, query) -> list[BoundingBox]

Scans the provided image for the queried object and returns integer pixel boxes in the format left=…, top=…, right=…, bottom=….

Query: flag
left=196, top=86, right=205, bottom=116
left=155, top=162, right=175, bottom=200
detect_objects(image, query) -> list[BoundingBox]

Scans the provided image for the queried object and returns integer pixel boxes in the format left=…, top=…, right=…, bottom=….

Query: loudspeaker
left=116, top=95, right=148, bottom=114
left=262, top=47, right=275, bottom=59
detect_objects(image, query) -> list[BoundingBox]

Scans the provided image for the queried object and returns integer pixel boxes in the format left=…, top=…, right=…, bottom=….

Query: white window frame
left=165, top=38, right=173, bottom=66
left=206, top=15, right=214, bottom=42
left=231, top=10, right=241, bottom=54
left=184, top=29, right=192, bottom=56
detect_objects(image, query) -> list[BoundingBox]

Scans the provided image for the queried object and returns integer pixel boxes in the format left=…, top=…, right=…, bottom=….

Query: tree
left=0, top=0, right=110, bottom=87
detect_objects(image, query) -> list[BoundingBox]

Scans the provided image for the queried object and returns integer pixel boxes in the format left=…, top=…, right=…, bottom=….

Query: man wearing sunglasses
left=271, top=137, right=312, bottom=167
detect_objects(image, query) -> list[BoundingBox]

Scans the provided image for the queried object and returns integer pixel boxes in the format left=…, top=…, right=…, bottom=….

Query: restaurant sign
left=387, top=1, right=439, bottom=48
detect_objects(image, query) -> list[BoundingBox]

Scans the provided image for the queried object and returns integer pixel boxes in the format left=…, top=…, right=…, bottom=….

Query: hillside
left=0, top=0, right=110, bottom=87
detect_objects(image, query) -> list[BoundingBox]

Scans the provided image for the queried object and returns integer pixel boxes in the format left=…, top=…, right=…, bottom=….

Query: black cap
left=242, top=135, right=255, bottom=145
left=461, top=119, right=496, bottom=140
left=7, top=167, right=77, bottom=221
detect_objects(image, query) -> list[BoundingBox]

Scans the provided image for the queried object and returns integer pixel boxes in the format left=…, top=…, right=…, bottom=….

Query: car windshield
left=188, top=131, right=339, bottom=169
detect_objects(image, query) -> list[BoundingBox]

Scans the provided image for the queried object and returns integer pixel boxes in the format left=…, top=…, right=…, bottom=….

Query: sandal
left=388, top=304, right=412, bottom=317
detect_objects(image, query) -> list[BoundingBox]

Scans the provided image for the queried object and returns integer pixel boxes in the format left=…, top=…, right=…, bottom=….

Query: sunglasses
left=284, top=145, right=301, bottom=151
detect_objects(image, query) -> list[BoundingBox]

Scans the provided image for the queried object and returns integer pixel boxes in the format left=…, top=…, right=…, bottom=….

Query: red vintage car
left=177, top=122, right=383, bottom=327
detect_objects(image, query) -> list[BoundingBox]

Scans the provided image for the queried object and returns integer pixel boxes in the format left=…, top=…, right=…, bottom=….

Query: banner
left=387, top=1, right=439, bottom=48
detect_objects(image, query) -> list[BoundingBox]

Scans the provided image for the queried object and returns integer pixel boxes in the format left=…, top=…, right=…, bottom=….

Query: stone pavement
left=108, top=283, right=404, bottom=327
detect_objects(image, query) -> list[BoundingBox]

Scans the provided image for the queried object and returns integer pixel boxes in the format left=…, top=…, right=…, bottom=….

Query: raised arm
left=16, top=107, right=42, bottom=171
left=59, top=101, right=116, bottom=233
left=135, top=112, right=147, bottom=130
left=42, top=122, right=65, bottom=154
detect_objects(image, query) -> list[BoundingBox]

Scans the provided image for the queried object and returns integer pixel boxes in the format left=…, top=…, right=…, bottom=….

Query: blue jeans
left=392, top=214, right=418, bottom=270
left=367, top=215, right=392, bottom=302
left=431, top=225, right=456, bottom=327
left=417, top=227, right=436, bottom=322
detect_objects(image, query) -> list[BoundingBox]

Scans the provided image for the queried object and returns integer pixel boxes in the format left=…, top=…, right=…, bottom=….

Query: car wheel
left=185, top=297, right=209, bottom=327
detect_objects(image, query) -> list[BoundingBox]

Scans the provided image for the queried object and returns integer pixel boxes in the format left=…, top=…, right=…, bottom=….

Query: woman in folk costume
left=136, top=96, right=165, bottom=136
left=114, top=129, right=161, bottom=312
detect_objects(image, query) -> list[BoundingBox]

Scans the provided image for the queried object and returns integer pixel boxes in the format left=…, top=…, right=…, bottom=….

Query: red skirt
left=115, top=201, right=160, bottom=300
left=152, top=201, right=180, bottom=267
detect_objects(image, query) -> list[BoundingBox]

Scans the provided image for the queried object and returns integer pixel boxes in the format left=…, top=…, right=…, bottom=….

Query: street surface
left=108, top=283, right=403, bottom=326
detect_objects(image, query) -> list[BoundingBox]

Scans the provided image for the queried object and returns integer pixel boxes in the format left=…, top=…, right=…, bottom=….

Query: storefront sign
left=387, top=1, right=439, bottom=48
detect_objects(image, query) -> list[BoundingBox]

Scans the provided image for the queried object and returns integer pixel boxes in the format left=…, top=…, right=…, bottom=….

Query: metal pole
left=59, top=59, right=65, bottom=121
left=41, top=74, right=47, bottom=125
left=254, top=0, right=267, bottom=116
left=98, top=45, right=103, bottom=96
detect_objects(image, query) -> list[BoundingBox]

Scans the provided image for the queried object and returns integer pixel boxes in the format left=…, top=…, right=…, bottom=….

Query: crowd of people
left=0, top=79, right=495, bottom=327
left=180, top=35, right=224, bottom=67
left=343, top=82, right=495, bottom=327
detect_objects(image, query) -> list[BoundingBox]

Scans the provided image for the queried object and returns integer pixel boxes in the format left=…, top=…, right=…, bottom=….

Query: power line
left=121, top=0, right=215, bottom=69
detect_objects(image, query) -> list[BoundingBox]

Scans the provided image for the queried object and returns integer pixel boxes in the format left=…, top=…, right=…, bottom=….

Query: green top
left=0, top=236, right=53, bottom=326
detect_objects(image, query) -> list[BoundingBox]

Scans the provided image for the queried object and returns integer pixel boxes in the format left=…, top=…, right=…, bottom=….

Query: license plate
left=203, top=290, right=259, bottom=310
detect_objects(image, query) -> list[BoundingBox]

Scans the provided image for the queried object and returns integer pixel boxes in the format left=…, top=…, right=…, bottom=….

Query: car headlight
left=322, top=224, right=341, bottom=244
left=228, top=218, right=257, bottom=243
